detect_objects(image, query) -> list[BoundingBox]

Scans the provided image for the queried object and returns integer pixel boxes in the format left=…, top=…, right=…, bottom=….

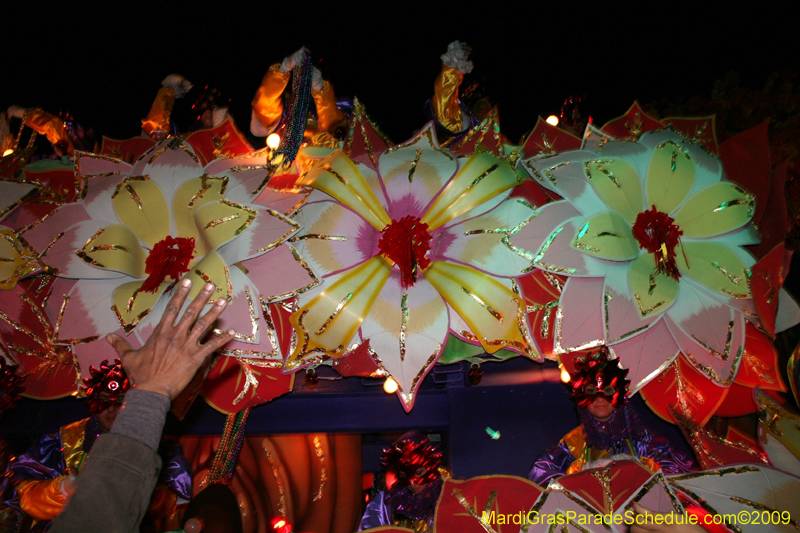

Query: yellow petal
left=421, top=151, right=520, bottom=231
left=628, top=253, right=678, bottom=318
left=286, top=256, right=392, bottom=369
left=424, top=261, right=528, bottom=354
left=194, top=199, right=257, bottom=252
left=299, top=151, right=391, bottom=230
left=584, top=158, right=643, bottom=224
left=572, top=213, right=639, bottom=261
left=646, top=140, right=695, bottom=214
left=111, top=176, right=170, bottom=248
left=76, top=225, right=147, bottom=278
left=173, top=176, right=228, bottom=258
left=184, top=251, right=232, bottom=301
left=111, top=280, right=168, bottom=334
left=0, top=229, right=39, bottom=290
left=673, top=182, right=755, bottom=238
left=677, top=242, right=752, bottom=299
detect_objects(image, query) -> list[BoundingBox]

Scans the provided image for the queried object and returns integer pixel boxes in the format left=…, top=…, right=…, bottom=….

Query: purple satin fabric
left=160, top=444, right=192, bottom=501
left=357, top=477, right=443, bottom=531
left=529, top=427, right=695, bottom=486
left=357, top=490, right=392, bottom=531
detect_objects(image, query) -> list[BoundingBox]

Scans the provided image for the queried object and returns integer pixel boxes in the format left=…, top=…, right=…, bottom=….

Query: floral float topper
left=287, top=124, right=540, bottom=410
left=514, top=127, right=758, bottom=393
left=25, top=127, right=317, bottom=380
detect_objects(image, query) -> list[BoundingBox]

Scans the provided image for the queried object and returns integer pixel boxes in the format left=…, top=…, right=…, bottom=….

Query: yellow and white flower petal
left=421, top=151, right=520, bottom=231
left=424, top=261, right=528, bottom=355
left=286, top=256, right=392, bottom=369
left=584, top=157, right=643, bottom=224
left=76, top=154, right=135, bottom=223
left=640, top=129, right=723, bottom=201
left=135, top=141, right=205, bottom=202
left=173, top=176, right=229, bottom=258
left=676, top=242, right=753, bottom=299
left=571, top=212, right=639, bottom=261
left=111, top=279, right=170, bottom=334
left=644, top=138, right=697, bottom=215
left=216, top=205, right=299, bottom=263
left=436, top=196, right=539, bottom=277
left=378, top=127, right=457, bottom=218
left=673, top=182, right=754, bottom=238
left=523, top=150, right=609, bottom=216
left=300, top=152, right=391, bottom=231
left=290, top=199, right=377, bottom=277
left=628, top=253, right=679, bottom=319
left=0, top=179, right=39, bottom=220
left=43, top=219, right=135, bottom=279
left=0, top=227, right=39, bottom=290
left=603, top=262, right=661, bottom=344
left=75, top=224, right=147, bottom=278
left=111, top=176, right=170, bottom=248
left=184, top=251, right=233, bottom=301
left=360, top=276, right=449, bottom=412
left=193, top=199, right=258, bottom=253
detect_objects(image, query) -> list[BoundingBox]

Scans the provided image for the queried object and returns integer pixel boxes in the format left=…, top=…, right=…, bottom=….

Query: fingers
left=188, top=297, right=228, bottom=344
left=106, top=334, right=132, bottom=357
left=176, top=282, right=216, bottom=333
left=162, top=278, right=193, bottom=329
left=198, top=328, right=236, bottom=358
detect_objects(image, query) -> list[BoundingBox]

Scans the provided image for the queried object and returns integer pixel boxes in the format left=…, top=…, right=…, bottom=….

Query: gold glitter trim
left=261, top=245, right=321, bottom=303
left=450, top=487, right=498, bottom=533
left=634, top=293, right=666, bottom=317
left=315, top=293, right=354, bottom=335
left=255, top=208, right=300, bottom=253
left=407, top=148, right=423, bottom=183
left=553, top=306, right=604, bottom=354
left=312, top=436, right=327, bottom=502
left=461, top=286, right=502, bottom=322
left=691, top=320, right=734, bottom=362
left=399, top=292, right=409, bottom=361
left=288, top=233, right=348, bottom=242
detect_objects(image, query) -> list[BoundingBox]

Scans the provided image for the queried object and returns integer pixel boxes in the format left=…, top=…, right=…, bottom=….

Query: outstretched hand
left=106, top=279, right=235, bottom=400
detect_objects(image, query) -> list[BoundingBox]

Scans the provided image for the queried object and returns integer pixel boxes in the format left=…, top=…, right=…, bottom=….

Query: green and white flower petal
left=572, top=212, right=639, bottom=261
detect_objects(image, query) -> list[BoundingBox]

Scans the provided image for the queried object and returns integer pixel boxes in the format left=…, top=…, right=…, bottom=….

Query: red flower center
left=631, top=205, right=683, bottom=280
left=141, top=236, right=196, bottom=293
left=378, top=216, right=432, bottom=289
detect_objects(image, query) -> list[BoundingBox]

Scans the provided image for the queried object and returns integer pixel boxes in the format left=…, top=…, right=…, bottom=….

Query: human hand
left=6, top=106, right=27, bottom=119
left=630, top=503, right=706, bottom=533
left=280, top=47, right=308, bottom=72
left=440, top=41, right=473, bottom=74
left=60, top=470, right=78, bottom=500
left=312, top=67, right=324, bottom=92
left=106, top=279, right=235, bottom=400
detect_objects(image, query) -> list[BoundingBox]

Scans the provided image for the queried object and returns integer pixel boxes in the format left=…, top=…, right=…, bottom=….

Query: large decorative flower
left=287, top=124, right=538, bottom=411
left=23, top=122, right=318, bottom=382
left=513, top=128, right=765, bottom=412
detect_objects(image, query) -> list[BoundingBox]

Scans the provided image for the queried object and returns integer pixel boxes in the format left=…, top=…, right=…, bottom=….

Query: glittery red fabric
left=378, top=216, right=432, bottom=288
left=141, top=236, right=195, bottom=293
left=82, top=359, right=129, bottom=414
left=632, top=205, right=683, bottom=280
left=570, top=348, right=630, bottom=408
left=381, top=435, right=442, bottom=488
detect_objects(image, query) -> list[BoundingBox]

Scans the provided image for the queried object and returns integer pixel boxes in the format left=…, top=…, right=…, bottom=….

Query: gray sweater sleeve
left=50, top=389, right=171, bottom=533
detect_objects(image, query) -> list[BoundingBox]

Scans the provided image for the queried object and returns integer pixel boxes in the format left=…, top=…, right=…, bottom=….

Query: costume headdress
left=570, top=347, right=630, bottom=408
left=82, top=359, right=129, bottom=413
left=380, top=431, right=442, bottom=488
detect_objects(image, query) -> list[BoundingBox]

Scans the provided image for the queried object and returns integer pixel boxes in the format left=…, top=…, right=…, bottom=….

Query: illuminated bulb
left=2, top=149, right=13, bottom=157
left=266, top=133, right=280, bottom=149
left=559, top=363, right=570, bottom=383
left=383, top=377, right=398, bottom=394
left=546, top=115, right=559, bottom=126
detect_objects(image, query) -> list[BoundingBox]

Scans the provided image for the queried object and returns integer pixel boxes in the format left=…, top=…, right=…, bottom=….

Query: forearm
left=252, top=64, right=289, bottom=133
left=51, top=389, right=170, bottom=533
left=432, top=65, right=465, bottom=134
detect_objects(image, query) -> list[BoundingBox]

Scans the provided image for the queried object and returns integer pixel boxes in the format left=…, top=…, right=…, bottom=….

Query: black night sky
left=2, top=2, right=791, bottom=144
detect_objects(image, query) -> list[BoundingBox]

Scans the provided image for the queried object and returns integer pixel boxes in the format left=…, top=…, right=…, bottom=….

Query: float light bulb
left=383, top=377, right=398, bottom=394
left=546, top=115, right=559, bottom=126
left=266, top=133, right=281, bottom=149
left=559, top=363, right=570, bottom=383
left=2, top=149, right=12, bottom=157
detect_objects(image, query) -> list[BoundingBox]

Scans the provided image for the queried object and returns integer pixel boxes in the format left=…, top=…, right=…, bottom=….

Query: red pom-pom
left=141, top=236, right=195, bottom=293
left=632, top=206, right=683, bottom=280
left=378, top=216, right=432, bottom=289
